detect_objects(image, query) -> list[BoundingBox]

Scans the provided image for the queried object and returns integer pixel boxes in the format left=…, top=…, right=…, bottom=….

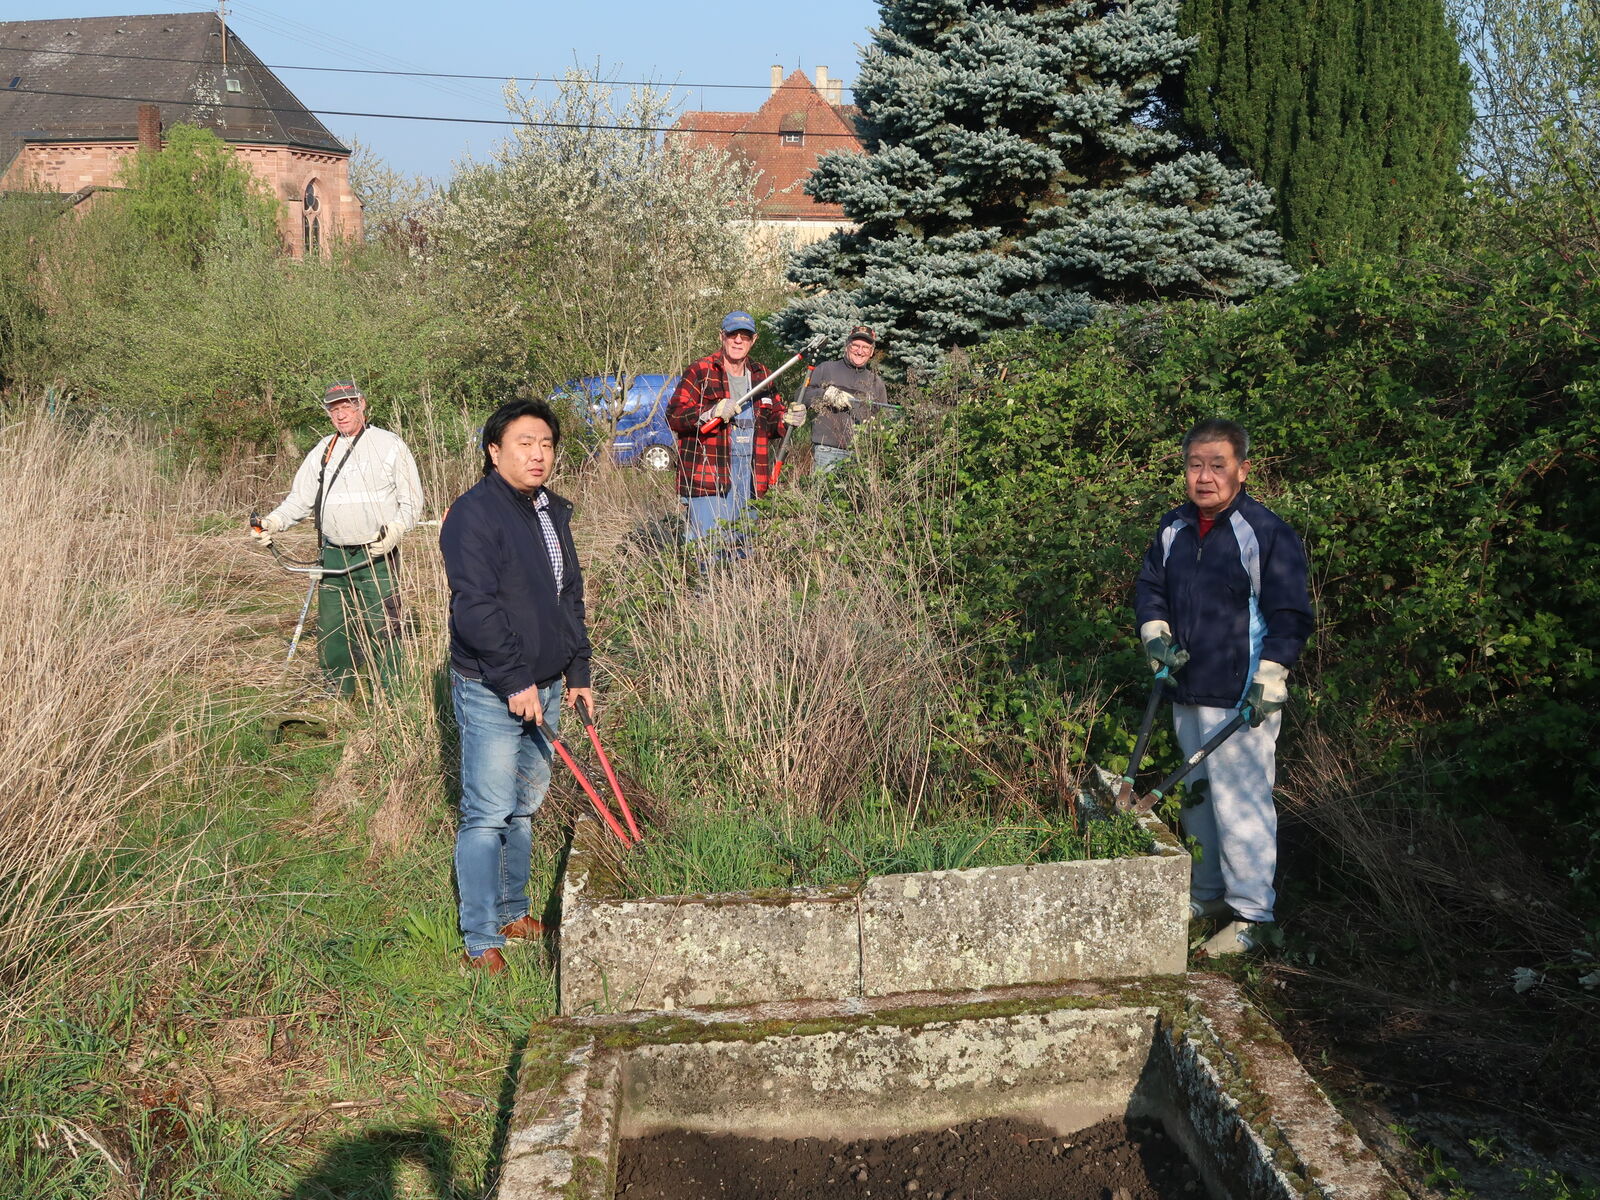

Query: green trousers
left=317, top=544, right=403, bottom=694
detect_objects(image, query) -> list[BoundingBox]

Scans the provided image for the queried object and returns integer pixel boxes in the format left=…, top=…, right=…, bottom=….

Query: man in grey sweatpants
left=1134, top=417, right=1313, bottom=955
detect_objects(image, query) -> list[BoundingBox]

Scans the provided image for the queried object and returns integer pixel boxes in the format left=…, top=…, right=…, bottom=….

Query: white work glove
left=368, top=524, right=402, bottom=557
left=707, top=395, right=740, bottom=424
left=1246, top=661, right=1289, bottom=727
left=249, top=513, right=284, bottom=548
left=783, top=402, right=807, bottom=427
left=821, top=384, right=855, bottom=412
left=1138, top=620, right=1189, bottom=675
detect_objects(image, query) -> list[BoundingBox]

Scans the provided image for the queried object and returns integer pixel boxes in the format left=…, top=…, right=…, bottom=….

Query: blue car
left=556, top=374, right=680, bottom=471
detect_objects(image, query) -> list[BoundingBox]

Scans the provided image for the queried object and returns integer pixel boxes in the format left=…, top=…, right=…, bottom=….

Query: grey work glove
left=820, top=384, right=855, bottom=412
left=782, top=402, right=807, bottom=427
left=1245, top=660, right=1289, bottom=727
left=249, top=512, right=284, bottom=548
left=368, top=523, right=402, bottom=557
left=707, top=394, right=740, bottom=424
left=1138, top=620, right=1190, bottom=675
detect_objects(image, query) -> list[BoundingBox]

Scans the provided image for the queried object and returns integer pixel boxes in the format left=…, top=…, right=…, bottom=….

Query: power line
left=0, top=83, right=865, bottom=138
left=0, top=39, right=854, bottom=95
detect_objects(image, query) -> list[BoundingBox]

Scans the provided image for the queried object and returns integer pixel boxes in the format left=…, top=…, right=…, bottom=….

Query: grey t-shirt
left=801, top=359, right=889, bottom=449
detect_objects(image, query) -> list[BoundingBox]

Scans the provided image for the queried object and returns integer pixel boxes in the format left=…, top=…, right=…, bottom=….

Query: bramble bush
left=939, top=220, right=1598, bottom=850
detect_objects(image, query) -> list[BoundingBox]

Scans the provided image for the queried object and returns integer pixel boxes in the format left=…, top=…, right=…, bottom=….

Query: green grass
left=615, top=794, right=1154, bottom=898
left=1, top=694, right=561, bottom=1200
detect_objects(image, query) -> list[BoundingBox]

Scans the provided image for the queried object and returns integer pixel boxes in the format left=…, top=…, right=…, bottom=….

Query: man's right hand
left=1139, top=620, right=1190, bottom=675
left=706, top=395, right=740, bottom=424
left=507, top=686, right=543, bottom=725
left=249, top=513, right=284, bottom=548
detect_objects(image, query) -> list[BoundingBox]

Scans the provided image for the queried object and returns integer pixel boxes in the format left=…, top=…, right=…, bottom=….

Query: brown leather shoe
left=461, top=947, right=508, bottom=975
left=499, top=915, right=546, bottom=939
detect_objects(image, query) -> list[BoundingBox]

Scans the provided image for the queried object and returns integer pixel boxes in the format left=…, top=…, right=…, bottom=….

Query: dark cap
left=720, top=311, right=757, bottom=335
left=322, top=380, right=364, bottom=407
left=845, top=325, right=877, bottom=346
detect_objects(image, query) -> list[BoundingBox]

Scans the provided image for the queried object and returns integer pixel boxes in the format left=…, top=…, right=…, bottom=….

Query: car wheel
left=639, top=444, right=674, bottom=472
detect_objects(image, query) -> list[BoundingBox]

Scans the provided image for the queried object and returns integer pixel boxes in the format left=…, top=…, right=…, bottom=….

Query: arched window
left=302, top=179, right=322, bottom=256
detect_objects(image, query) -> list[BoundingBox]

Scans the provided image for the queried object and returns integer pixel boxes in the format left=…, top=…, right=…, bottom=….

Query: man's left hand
left=783, top=403, right=807, bottom=427
left=1246, top=661, right=1289, bottom=726
left=566, top=687, right=596, bottom=723
left=368, top=524, right=402, bottom=557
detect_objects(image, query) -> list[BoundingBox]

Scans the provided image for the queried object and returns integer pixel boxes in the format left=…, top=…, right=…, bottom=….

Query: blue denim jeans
left=452, top=671, right=561, bottom=955
left=684, top=456, right=756, bottom=548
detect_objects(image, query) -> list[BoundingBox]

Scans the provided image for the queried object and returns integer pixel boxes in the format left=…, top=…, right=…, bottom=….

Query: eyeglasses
left=721, top=330, right=755, bottom=342
left=326, top=400, right=362, bottom=414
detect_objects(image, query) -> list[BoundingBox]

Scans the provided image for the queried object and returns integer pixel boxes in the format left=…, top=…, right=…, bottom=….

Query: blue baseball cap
left=720, top=311, right=757, bottom=335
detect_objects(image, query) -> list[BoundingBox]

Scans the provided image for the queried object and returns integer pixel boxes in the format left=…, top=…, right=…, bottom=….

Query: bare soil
left=614, top=1115, right=1203, bottom=1200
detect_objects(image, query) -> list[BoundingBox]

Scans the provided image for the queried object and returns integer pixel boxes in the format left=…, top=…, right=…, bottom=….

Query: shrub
left=947, top=239, right=1599, bottom=839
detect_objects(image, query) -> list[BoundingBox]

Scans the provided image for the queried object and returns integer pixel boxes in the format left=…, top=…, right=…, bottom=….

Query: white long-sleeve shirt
left=266, top=426, right=424, bottom=547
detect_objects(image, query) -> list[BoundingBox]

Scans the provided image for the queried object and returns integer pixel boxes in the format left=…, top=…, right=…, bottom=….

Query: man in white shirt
left=250, top=380, right=424, bottom=692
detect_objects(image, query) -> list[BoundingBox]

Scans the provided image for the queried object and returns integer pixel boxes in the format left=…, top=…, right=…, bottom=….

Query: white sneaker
left=1201, top=920, right=1266, bottom=956
left=1189, top=896, right=1231, bottom=921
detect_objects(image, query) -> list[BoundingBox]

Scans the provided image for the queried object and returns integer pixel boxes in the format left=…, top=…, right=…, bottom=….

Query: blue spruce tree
left=774, top=0, right=1295, bottom=377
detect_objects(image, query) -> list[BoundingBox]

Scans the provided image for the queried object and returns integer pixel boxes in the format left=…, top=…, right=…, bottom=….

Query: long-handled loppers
left=1126, top=704, right=1257, bottom=815
left=1113, top=662, right=1176, bottom=811
left=573, top=696, right=642, bottom=843
left=537, top=703, right=639, bottom=849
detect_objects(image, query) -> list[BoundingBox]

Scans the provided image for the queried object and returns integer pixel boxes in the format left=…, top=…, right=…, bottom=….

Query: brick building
left=671, top=66, right=863, bottom=246
left=0, top=12, right=361, bottom=255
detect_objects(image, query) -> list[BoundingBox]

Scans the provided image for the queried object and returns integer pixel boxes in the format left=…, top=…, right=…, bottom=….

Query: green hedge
left=945, top=246, right=1598, bottom=833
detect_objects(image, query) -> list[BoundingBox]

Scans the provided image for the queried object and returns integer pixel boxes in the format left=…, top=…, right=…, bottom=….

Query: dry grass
left=571, top=436, right=979, bottom=822
left=1277, top=717, right=1586, bottom=967
left=0, top=417, right=246, bottom=1021
left=323, top=420, right=1014, bottom=858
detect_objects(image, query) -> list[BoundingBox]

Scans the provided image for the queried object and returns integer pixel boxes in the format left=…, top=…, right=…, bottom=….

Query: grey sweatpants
left=1173, top=704, right=1282, bottom=924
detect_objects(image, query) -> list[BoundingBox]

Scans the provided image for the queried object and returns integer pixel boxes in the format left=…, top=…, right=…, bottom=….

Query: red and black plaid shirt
left=666, top=352, right=782, bottom=498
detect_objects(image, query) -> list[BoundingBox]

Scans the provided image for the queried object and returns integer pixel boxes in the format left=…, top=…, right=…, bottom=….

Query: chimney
left=816, top=65, right=829, bottom=96
left=770, top=64, right=782, bottom=96
left=830, top=79, right=844, bottom=105
left=137, top=104, right=161, bottom=152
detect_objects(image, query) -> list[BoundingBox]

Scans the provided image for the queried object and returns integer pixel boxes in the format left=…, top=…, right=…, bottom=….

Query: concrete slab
left=558, top=804, right=1188, bottom=1015
left=859, top=847, right=1188, bottom=994
left=498, top=978, right=1398, bottom=1200
left=557, top=822, right=861, bottom=1013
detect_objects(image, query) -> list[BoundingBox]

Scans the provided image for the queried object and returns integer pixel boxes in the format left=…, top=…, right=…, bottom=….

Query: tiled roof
left=0, top=12, right=346, bottom=177
left=670, top=69, right=864, bottom=222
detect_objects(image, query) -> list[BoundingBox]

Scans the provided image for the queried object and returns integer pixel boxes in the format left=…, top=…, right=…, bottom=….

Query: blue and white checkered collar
left=532, top=488, right=550, bottom=511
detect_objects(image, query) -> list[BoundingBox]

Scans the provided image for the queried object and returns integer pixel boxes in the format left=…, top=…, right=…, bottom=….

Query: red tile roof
left=670, top=69, right=863, bottom=222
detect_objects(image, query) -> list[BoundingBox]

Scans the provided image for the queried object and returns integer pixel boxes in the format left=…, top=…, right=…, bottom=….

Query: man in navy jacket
left=1135, top=418, right=1312, bottom=955
left=440, top=398, right=594, bottom=975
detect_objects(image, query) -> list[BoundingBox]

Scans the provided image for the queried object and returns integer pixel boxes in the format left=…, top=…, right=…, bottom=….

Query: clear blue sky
left=18, top=0, right=881, bottom=180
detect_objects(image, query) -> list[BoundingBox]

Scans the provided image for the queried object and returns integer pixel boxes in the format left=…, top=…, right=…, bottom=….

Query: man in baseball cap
left=249, top=380, right=424, bottom=692
left=800, top=326, right=889, bottom=474
left=667, top=311, right=807, bottom=561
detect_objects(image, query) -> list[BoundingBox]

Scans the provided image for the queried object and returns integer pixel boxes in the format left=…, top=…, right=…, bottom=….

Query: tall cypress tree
left=1175, top=0, right=1472, bottom=267
left=773, top=0, right=1294, bottom=378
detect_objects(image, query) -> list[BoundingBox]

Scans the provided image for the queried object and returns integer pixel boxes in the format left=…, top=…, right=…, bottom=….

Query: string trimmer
left=250, top=511, right=379, bottom=662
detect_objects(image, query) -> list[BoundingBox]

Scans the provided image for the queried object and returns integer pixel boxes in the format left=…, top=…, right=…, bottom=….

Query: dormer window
left=781, top=130, right=803, bottom=146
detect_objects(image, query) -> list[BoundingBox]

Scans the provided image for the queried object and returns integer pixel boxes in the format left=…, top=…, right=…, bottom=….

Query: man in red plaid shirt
left=667, top=311, right=806, bottom=557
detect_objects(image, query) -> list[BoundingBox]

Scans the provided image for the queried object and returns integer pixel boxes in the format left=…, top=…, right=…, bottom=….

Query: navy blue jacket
left=1134, top=490, right=1313, bottom=709
left=440, top=471, right=592, bottom=699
